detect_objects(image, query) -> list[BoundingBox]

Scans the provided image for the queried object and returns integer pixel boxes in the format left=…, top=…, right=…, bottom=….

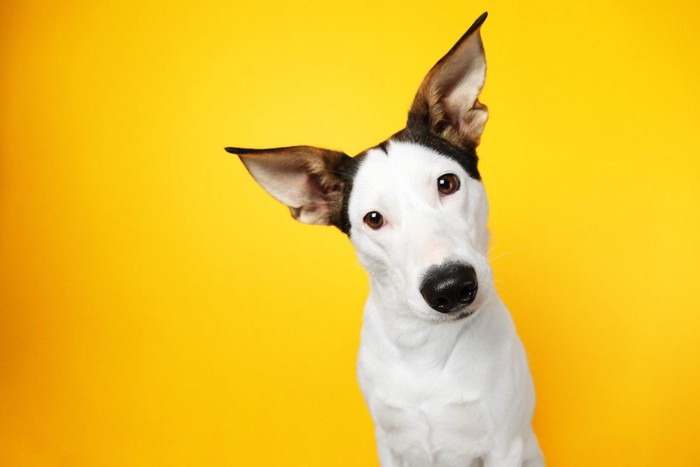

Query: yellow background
left=1, top=0, right=699, bottom=465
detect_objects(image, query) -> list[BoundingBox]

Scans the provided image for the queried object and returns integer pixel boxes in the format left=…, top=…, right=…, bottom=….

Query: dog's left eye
left=437, top=174, right=460, bottom=195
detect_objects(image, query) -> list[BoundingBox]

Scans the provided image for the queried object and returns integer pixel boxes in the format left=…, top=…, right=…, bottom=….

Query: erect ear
left=226, top=145, right=352, bottom=227
left=408, top=12, right=489, bottom=148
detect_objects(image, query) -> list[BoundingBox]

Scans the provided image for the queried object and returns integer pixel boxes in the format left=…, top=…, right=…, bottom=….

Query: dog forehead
left=351, top=141, right=464, bottom=200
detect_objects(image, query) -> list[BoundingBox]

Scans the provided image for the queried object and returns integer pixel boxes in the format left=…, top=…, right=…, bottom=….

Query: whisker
left=488, top=246, right=524, bottom=264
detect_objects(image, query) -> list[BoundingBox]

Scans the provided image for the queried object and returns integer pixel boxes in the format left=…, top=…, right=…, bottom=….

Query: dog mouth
left=454, top=310, right=474, bottom=320
left=450, top=305, right=481, bottom=321
left=428, top=304, right=479, bottom=323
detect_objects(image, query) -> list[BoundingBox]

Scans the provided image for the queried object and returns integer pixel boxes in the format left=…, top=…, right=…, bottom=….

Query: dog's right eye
left=363, top=211, right=384, bottom=230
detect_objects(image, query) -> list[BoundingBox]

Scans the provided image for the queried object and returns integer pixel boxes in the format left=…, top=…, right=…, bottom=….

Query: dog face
left=228, top=13, right=491, bottom=322
left=347, top=140, right=492, bottom=322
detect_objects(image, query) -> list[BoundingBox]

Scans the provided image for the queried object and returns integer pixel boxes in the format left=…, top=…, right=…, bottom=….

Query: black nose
left=420, top=263, right=478, bottom=313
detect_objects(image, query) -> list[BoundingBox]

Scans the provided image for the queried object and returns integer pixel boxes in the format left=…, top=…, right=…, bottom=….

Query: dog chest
left=360, top=356, right=494, bottom=464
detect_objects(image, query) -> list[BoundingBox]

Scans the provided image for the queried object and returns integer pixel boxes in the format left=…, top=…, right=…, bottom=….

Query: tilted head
left=228, top=13, right=492, bottom=323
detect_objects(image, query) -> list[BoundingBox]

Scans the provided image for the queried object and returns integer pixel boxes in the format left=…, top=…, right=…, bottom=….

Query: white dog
left=227, top=12, right=544, bottom=466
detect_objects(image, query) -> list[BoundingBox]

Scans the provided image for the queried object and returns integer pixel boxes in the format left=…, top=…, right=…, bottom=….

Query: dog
left=226, top=12, right=544, bottom=466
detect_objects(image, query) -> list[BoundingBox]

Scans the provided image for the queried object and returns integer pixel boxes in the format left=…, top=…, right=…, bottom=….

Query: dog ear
left=408, top=12, right=488, bottom=148
left=226, top=146, right=352, bottom=227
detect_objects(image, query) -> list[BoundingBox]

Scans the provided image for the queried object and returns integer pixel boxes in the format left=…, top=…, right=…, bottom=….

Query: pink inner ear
left=237, top=146, right=350, bottom=226
left=444, top=89, right=479, bottom=116
left=242, top=154, right=335, bottom=207
left=321, top=182, right=342, bottom=195
left=289, top=173, right=333, bottom=224
left=243, top=162, right=309, bottom=208
left=305, top=172, right=342, bottom=197
left=244, top=161, right=333, bottom=223
left=417, top=25, right=486, bottom=145
left=441, top=52, right=485, bottom=119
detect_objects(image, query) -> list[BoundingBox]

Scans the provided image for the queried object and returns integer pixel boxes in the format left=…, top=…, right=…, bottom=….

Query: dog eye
left=363, top=211, right=384, bottom=230
left=437, top=173, right=461, bottom=195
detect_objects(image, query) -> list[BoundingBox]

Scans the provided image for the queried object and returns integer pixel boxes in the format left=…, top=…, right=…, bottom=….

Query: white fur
left=349, top=141, right=544, bottom=466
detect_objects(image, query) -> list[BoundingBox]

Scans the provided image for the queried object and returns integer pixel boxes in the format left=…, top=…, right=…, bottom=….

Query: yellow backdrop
left=2, top=0, right=700, bottom=465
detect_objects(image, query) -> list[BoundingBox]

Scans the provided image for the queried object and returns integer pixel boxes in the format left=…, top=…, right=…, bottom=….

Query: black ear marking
left=225, top=147, right=276, bottom=155
left=463, top=12, right=488, bottom=44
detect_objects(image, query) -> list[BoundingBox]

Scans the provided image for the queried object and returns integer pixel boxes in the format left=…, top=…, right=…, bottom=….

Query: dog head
left=228, top=13, right=492, bottom=322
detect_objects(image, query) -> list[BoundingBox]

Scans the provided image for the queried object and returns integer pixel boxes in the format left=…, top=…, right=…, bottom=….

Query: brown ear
left=226, top=145, right=351, bottom=226
left=408, top=12, right=489, bottom=148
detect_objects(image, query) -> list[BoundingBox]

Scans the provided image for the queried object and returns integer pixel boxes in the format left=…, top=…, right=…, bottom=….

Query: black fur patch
left=335, top=153, right=365, bottom=234
left=391, top=125, right=481, bottom=181
left=376, top=140, right=389, bottom=155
